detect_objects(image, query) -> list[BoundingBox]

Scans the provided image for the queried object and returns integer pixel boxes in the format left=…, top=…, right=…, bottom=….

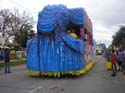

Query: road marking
left=30, top=86, right=43, bottom=93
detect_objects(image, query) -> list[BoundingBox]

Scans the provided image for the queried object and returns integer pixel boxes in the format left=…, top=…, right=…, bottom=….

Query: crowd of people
left=105, top=47, right=125, bottom=77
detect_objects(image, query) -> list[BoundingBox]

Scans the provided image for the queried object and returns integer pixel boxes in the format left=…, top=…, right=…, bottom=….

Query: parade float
left=26, top=5, right=96, bottom=77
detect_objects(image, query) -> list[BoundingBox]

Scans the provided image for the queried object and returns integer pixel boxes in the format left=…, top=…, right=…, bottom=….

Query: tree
left=112, top=26, right=125, bottom=48
left=14, top=29, right=35, bottom=48
left=0, top=9, right=12, bottom=43
left=0, top=8, right=35, bottom=47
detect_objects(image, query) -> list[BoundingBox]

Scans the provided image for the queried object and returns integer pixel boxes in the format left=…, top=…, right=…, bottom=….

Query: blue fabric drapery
left=27, top=5, right=95, bottom=72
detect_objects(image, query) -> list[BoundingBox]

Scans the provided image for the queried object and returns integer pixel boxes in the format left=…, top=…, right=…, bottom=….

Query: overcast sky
left=0, top=0, right=125, bottom=47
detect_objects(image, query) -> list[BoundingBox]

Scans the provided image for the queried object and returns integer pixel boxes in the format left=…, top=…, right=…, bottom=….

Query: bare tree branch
left=0, top=8, right=35, bottom=47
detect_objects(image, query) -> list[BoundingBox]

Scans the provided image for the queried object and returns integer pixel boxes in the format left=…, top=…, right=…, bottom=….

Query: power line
left=9, top=0, right=37, bottom=13
left=17, top=0, right=37, bottom=12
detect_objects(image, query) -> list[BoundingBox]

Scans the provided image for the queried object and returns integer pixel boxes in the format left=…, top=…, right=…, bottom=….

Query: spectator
left=4, top=48, right=11, bottom=74
left=0, top=48, right=2, bottom=61
left=67, top=28, right=78, bottom=38
left=117, top=49, right=123, bottom=72
left=111, top=50, right=117, bottom=76
left=122, top=48, right=125, bottom=75
left=106, top=49, right=111, bottom=61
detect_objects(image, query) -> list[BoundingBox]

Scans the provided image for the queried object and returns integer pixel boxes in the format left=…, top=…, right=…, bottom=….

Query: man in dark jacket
left=4, top=48, right=11, bottom=74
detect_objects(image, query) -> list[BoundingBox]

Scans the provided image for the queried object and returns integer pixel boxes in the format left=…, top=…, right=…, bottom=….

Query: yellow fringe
left=26, top=58, right=96, bottom=77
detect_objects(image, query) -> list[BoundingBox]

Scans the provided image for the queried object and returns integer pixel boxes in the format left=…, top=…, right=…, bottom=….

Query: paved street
left=0, top=56, right=125, bottom=93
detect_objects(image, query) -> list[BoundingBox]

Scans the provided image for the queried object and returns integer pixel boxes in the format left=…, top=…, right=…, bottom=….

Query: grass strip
left=0, top=60, right=26, bottom=68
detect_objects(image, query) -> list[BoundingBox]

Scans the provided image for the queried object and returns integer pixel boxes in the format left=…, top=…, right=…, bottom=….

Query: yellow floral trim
left=26, top=58, right=96, bottom=77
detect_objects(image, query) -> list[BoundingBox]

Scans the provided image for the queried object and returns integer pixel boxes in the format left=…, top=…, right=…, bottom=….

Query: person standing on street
left=111, top=50, right=117, bottom=76
left=122, top=48, right=125, bottom=75
left=4, top=48, right=11, bottom=74
left=0, top=48, right=3, bottom=61
left=117, top=49, right=123, bottom=72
